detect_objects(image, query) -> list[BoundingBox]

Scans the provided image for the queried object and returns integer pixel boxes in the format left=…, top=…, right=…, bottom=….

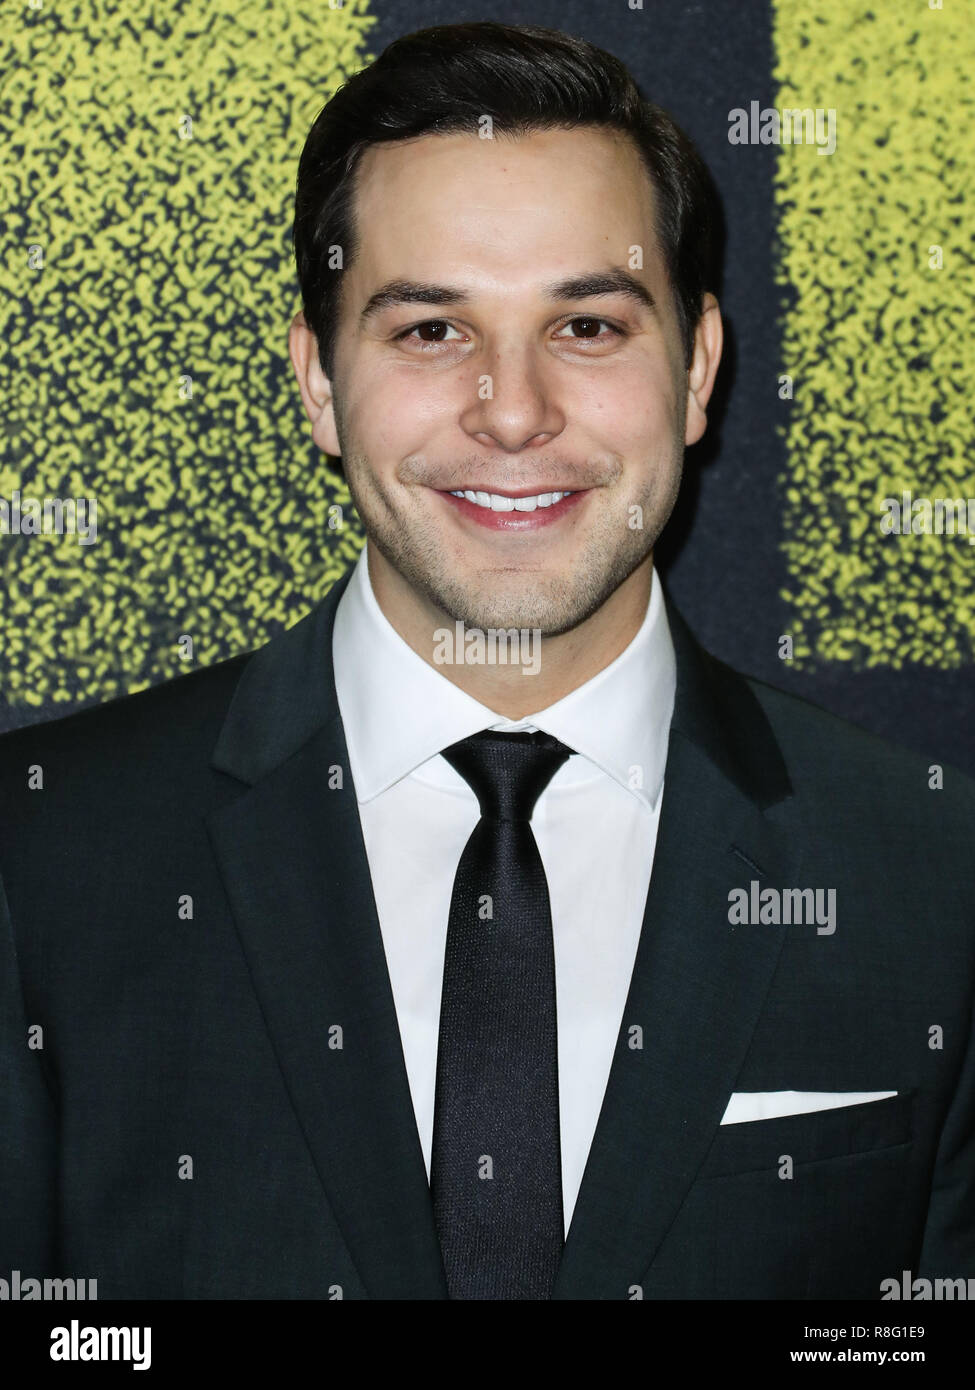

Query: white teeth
left=448, top=489, right=573, bottom=512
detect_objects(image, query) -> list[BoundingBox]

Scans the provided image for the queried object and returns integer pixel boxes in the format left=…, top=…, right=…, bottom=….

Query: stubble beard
left=340, top=449, right=683, bottom=638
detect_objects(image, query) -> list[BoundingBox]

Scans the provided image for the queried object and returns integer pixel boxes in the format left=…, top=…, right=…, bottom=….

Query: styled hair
left=293, top=20, right=719, bottom=386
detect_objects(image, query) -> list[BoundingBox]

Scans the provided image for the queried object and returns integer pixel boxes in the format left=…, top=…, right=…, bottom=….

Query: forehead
left=349, top=125, right=664, bottom=287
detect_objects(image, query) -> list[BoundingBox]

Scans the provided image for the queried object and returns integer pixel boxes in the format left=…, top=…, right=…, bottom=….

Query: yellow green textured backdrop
left=1, top=0, right=972, bottom=751
left=1, top=0, right=373, bottom=708
left=775, top=2, right=975, bottom=667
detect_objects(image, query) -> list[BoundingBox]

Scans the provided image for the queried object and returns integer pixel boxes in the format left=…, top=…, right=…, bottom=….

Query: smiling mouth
left=441, top=488, right=578, bottom=514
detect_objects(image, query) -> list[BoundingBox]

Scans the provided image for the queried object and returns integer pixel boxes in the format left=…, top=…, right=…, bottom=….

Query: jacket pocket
left=696, top=1089, right=915, bottom=1179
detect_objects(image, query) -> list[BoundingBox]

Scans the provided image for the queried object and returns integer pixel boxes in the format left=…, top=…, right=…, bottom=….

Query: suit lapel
left=206, top=568, right=448, bottom=1299
left=553, top=598, right=804, bottom=1299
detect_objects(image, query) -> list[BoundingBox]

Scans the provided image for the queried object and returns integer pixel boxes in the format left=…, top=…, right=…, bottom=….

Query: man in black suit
left=2, top=22, right=973, bottom=1300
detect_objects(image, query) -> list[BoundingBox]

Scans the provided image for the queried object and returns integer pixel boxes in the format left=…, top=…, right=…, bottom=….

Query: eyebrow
left=358, top=266, right=656, bottom=324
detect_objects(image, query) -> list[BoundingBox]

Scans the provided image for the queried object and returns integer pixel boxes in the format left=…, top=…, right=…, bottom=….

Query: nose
left=458, top=344, right=567, bottom=453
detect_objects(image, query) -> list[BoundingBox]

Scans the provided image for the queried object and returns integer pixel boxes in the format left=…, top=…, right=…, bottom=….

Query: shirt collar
left=332, top=540, right=676, bottom=810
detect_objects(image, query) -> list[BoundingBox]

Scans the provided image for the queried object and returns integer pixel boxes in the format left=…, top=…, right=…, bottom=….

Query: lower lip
left=437, top=490, right=589, bottom=530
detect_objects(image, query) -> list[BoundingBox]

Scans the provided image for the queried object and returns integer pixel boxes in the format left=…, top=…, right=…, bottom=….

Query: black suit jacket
left=2, top=565, right=974, bottom=1299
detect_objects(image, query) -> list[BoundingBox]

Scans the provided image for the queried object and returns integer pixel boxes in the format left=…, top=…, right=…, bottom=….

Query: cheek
left=574, top=360, right=679, bottom=452
left=345, top=361, right=463, bottom=455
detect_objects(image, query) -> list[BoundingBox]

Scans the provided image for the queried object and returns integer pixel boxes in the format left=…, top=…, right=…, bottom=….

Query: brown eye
left=554, top=317, right=624, bottom=342
left=395, top=320, right=464, bottom=347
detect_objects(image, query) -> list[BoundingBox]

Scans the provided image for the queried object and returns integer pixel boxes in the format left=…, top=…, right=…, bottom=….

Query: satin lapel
left=206, top=570, right=447, bottom=1299
left=553, top=600, right=804, bottom=1300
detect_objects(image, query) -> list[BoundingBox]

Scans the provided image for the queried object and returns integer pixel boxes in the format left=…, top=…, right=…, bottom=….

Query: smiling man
left=289, top=119, right=720, bottom=713
left=1, top=22, right=974, bottom=1304
left=289, top=113, right=720, bottom=717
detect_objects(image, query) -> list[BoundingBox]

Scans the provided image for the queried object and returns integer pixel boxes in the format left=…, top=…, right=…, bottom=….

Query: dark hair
left=293, top=20, right=719, bottom=386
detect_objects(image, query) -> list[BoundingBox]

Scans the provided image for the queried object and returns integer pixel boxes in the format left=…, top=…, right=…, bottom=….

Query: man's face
left=300, top=125, right=712, bottom=635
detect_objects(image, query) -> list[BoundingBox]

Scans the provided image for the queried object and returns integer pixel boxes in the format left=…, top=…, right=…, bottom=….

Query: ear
left=684, top=293, right=724, bottom=447
left=288, top=311, right=341, bottom=457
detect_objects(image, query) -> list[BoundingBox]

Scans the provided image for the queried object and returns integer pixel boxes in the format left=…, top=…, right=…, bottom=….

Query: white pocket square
left=720, top=1090, right=898, bottom=1124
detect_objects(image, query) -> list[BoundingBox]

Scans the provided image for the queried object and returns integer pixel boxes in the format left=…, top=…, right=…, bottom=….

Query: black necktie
left=430, top=728, right=574, bottom=1300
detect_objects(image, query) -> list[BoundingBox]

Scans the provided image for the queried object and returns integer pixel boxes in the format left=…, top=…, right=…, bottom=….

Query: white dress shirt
left=331, top=541, right=676, bottom=1236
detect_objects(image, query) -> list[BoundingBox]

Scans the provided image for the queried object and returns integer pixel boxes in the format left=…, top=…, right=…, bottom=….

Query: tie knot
left=440, top=730, right=574, bottom=822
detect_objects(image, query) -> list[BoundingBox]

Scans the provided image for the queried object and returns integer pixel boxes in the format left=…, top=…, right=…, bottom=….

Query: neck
left=367, top=548, right=654, bottom=718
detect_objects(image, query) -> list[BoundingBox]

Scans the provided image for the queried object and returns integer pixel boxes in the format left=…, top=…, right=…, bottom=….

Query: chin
left=438, top=579, right=599, bottom=639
